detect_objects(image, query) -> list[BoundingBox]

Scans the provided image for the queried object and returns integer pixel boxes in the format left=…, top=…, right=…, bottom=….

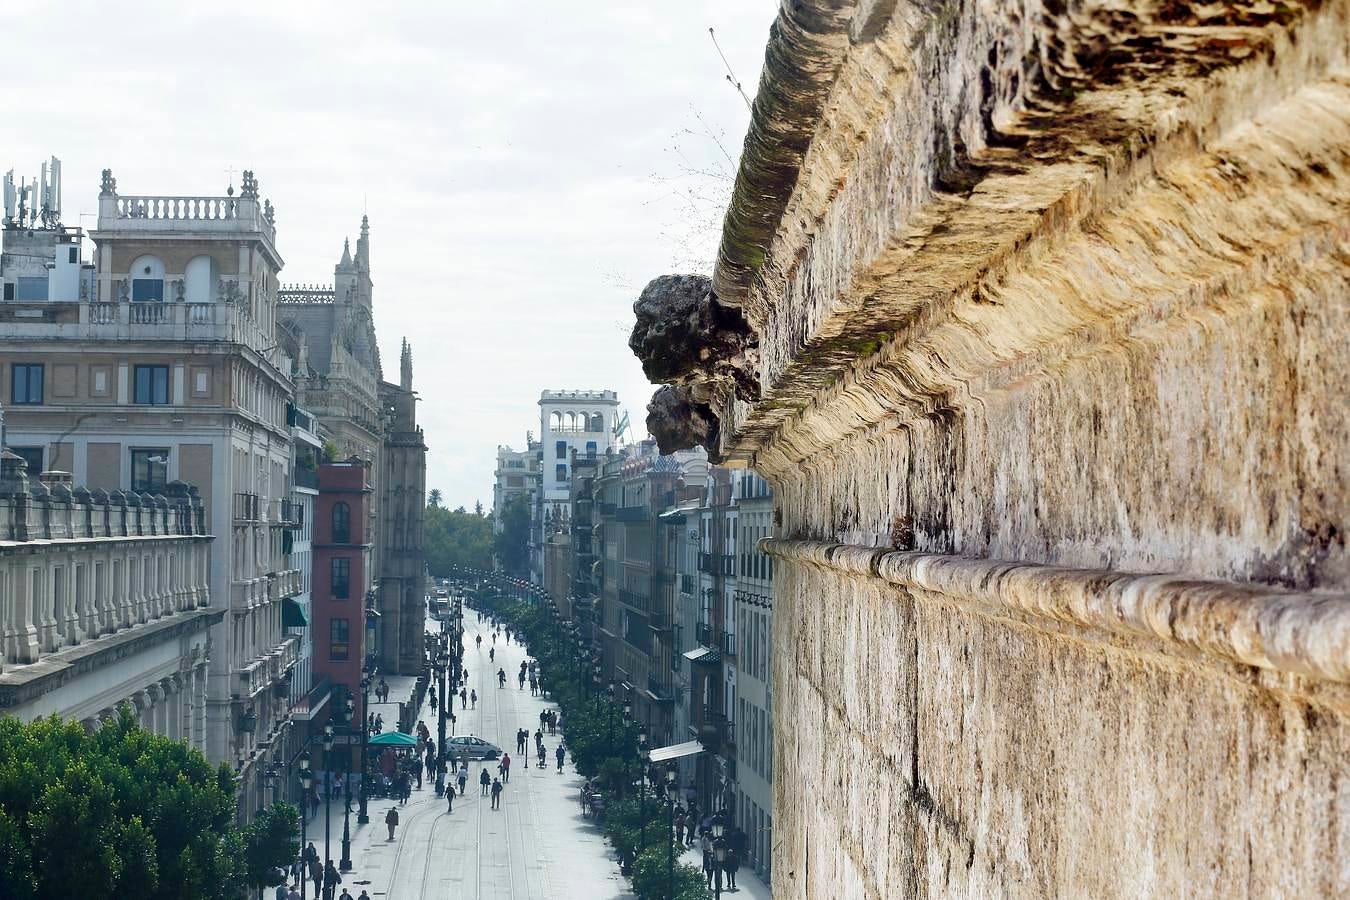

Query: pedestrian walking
left=529, top=674, right=537, bottom=695
left=518, top=670, right=525, bottom=690
left=275, top=880, right=288, bottom=900
left=323, top=860, right=341, bottom=900
left=726, top=847, right=740, bottom=890
left=548, top=710, right=557, bottom=735
left=500, top=751, right=512, bottom=783
left=516, top=728, right=526, bottom=755
left=537, top=743, right=546, bottom=769
left=497, top=668, right=506, bottom=688
left=457, top=764, right=468, bottom=795
left=287, top=884, right=301, bottom=900
left=480, top=767, right=491, bottom=795
left=385, top=807, right=399, bottom=841
left=491, top=777, right=503, bottom=809
left=470, top=689, right=477, bottom=708
left=338, top=890, right=352, bottom=900
left=675, top=811, right=686, bottom=845
left=309, top=859, right=322, bottom=895
left=412, top=760, right=423, bottom=790
left=490, top=646, right=495, bottom=663
left=534, top=728, right=543, bottom=751
left=460, top=687, right=467, bottom=707
left=358, top=892, right=371, bottom=900
left=378, top=678, right=389, bottom=702
left=446, top=786, right=455, bottom=814
left=555, top=744, right=566, bottom=773
left=701, top=834, right=714, bottom=888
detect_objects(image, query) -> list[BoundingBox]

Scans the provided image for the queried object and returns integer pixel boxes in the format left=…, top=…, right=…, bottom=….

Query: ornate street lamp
left=299, top=751, right=312, bottom=900
left=666, top=765, right=679, bottom=900
left=321, top=723, right=334, bottom=876
left=340, top=697, right=355, bottom=871
left=358, top=666, right=372, bottom=824
left=711, top=812, right=727, bottom=898
left=636, top=728, right=650, bottom=855
left=436, top=646, right=450, bottom=791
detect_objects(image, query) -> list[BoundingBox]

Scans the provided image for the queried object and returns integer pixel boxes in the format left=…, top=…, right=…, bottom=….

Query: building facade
left=0, top=447, right=216, bottom=749
left=537, top=390, right=619, bottom=585
left=732, top=472, right=773, bottom=884
left=278, top=220, right=426, bottom=675
left=312, top=460, right=373, bottom=699
left=0, top=170, right=303, bottom=800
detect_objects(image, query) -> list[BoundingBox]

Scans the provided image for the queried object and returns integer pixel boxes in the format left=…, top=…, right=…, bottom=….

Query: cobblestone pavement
left=300, top=609, right=635, bottom=899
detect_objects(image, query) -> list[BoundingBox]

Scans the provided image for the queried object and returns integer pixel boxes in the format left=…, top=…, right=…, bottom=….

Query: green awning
left=282, top=597, right=309, bottom=627
left=369, top=731, right=418, bottom=747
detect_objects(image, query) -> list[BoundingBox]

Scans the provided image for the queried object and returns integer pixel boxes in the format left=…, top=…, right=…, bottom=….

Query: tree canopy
left=0, top=710, right=295, bottom=900
left=493, top=494, right=531, bottom=576
left=424, top=500, right=493, bottom=574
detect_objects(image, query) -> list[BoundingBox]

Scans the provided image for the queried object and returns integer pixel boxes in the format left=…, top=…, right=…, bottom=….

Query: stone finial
left=100, top=169, right=116, bottom=196
left=264, top=199, right=275, bottom=224
left=72, top=486, right=92, bottom=503
left=240, top=170, right=259, bottom=199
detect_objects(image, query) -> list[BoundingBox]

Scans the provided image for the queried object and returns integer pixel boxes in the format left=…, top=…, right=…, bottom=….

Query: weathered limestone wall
left=630, top=0, right=1349, bottom=896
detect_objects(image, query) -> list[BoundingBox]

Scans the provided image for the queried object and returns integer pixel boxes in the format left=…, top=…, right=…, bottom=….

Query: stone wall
left=630, top=0, right=1349, bottom=896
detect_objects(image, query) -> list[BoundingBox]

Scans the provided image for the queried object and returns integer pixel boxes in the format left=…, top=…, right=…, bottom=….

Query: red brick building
left=313, top=460, right=374, bottom=700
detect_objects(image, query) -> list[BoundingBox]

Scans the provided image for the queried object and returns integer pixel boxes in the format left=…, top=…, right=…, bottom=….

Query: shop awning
left=282, top=597, right=309, bottom=627
left=648, top=740, right=705, bottom=763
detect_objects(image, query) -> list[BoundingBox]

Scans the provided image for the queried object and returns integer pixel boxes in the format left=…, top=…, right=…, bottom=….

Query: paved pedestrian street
left=304, top=611, right=635, bottom=899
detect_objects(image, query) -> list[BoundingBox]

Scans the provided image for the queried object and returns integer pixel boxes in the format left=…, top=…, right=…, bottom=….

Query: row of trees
left=478, top=590, right=709, bottom=900
left=0, top=711, right=296, bottom=899
left=423, top=491, right=531, bottom=578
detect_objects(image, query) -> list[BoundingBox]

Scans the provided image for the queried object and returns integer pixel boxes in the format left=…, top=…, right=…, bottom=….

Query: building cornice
left=0, top=607, right=224, bottom=710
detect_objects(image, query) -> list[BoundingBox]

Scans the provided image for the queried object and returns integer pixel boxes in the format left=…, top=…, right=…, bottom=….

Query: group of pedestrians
left=290, top=844, right=371, bottom=900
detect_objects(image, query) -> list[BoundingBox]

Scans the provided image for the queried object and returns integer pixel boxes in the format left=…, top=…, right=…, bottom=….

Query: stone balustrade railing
left=99, top=191, right=277, bottom=247
left=0, top=299, right=293, bottom=376
left=0, top=461, right=213, bottom=672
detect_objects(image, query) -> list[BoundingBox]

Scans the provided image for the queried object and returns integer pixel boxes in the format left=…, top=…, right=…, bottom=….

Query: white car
left=445, top=735, right=501, bottom=760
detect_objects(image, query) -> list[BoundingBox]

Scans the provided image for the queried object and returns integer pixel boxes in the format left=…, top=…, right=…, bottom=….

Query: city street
left=302, top=607, right=635, bottom=899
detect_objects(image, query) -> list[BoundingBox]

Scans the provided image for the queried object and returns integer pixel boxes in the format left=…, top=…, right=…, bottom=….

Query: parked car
left=445, top=735, right=501, bottom=760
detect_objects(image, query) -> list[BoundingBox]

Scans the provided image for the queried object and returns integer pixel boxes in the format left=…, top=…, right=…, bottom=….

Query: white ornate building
left=0, top=430, right=216, bottom=749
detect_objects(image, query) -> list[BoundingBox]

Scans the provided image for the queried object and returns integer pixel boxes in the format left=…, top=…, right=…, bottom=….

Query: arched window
left=549, top=411, right=561, bottom=431
left=332, top=501, right=351, bottom=544
left=128, top=255, right=166, bottom=302
left=184, top=255, right=218, bottom=303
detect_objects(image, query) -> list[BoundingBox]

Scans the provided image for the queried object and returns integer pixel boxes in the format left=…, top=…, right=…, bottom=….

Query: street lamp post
left=299, top=752, right=312, bottom=900
left=636, top=728, right=649, bottom=855
left=322, top=723, right=334, bottom=884
left=339, top=697, right=355, bottom=871
left=666, top=766, right=678, bottom=900
left=711, top=812, right=727, bottom=899
left=358, top=667, right=372, bottom=824
left=436, top=645, right=449, bottom=791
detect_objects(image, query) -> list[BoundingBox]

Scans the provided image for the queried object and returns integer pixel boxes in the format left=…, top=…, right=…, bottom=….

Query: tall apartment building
left=537, top=390, right=618, bottom=585
left=0, top=170, right=303, bottom=802
left=732, top=472, right=774, bottom=884
left=278, top=220, right=426, bottom=675
left=312, top=460, right=374, bottom=700
left=284, top=406, right=323, bottom=707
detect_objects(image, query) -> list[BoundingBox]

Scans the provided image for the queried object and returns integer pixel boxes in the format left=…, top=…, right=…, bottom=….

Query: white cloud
left=2, top=0, right=776, bottom=508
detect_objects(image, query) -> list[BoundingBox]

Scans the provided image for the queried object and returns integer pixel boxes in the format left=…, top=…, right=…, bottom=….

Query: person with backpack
left=385, top=807, right=399, bottom=841
left=490, top=776, right=504, bottom=809
left=322, top=860, right=341, bottom=900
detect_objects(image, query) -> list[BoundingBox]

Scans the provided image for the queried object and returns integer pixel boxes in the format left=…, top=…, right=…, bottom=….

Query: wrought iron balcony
left=695, top=622, right=713, bottom=646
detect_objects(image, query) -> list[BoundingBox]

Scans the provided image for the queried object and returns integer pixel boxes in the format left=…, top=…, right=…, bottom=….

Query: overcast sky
left=3, top=1, right=774, bottom=509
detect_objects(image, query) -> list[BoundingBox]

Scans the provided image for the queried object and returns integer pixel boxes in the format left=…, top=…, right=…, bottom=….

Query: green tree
left=0, top=710, right=288, bottom=899
left=427, top=489, right=443, bottom=508
left=424, top=504, right=494, bottom=574
left=242, top=803, right=299, bottom=891
left=493, top=494, right=531, bottom=576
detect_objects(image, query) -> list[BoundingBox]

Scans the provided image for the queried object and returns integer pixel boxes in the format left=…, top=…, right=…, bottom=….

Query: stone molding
left=0, top=607, right=224, bottom=709
left=766, top=538, right=1350, bottom=687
